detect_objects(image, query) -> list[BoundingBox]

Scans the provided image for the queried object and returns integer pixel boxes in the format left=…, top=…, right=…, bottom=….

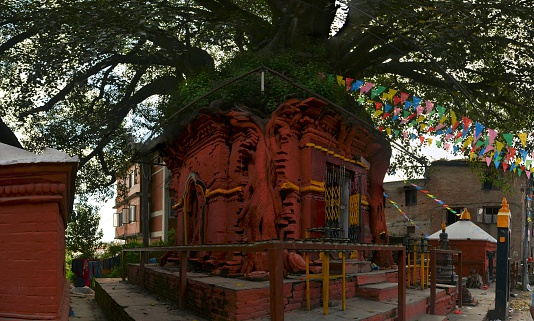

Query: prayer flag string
left=383, top=192, right=419, bottom=228
left=324, top=73, right=534, bottom=176
left=403, top=179, right=459, bottom=215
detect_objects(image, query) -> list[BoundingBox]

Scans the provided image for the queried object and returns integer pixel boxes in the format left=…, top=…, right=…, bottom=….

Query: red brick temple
left=429, top=208, right=497, bottom=284
left=0, top=142, right=78, bottom=320
left=113, top=95, right=460, bottom=321
left=161, top=97, right=393, bottom=274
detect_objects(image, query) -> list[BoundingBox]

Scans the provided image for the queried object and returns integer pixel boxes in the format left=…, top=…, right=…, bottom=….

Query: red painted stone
left=0, top=146, right=77, bottom=321
left=429, top=239, right=496, bottom=282
left=163, top=97, right=392, bottom=273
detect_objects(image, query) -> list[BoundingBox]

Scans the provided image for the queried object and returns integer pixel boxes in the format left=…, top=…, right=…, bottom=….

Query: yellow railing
left=405, top=238, right=430, bottom=289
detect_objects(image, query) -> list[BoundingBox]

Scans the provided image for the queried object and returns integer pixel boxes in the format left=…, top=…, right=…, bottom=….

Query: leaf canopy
left=1, top=0, right=532, bottom=198
left=66, top=202, right=104, bottom=259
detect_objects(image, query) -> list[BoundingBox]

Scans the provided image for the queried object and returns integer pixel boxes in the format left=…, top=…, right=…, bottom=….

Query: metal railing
left=122, top=241, right=406, bottom=321
left=429, top=249, right=463, bottom=315
left=405, top=237, right=430, bottom=289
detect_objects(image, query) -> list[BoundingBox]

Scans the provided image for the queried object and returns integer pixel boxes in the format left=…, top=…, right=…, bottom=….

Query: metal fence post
left=269, top=246, right=284, bottom=321
left=397, top=247, right=406, bottom=321
left=179, top=250, right=188, bottom=310
left=121, top=250, right=126, bottom=282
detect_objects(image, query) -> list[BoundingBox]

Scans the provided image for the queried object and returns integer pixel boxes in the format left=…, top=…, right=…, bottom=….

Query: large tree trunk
left=263, top=0, right=336, bottom=52
left=366, top=141, right=395, bottom=267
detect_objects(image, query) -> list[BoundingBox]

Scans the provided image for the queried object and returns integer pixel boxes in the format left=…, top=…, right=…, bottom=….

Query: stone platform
left=94, top=264, right=461, bottom=321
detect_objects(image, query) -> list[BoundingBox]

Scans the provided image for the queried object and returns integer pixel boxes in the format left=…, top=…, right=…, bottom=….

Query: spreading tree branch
left=20, top=52, right=176, bottom=117
left=0, top=31, right=36, bottom=55
left=79, top=75, right=181, bottom=168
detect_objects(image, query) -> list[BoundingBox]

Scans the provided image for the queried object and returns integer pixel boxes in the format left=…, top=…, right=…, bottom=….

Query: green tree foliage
left=65, top=251, right=75, bottom=283
left=100, top=242, right=124, bottom=259
left=66, top=203, right=104, bottom=259
left=102, top=241, right=143, bottom=278
left=0, top=1, right=532, bottom=197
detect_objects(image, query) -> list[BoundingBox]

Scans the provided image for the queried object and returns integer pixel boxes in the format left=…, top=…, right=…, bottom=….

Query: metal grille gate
left=325, top=165, right=360, bottom=243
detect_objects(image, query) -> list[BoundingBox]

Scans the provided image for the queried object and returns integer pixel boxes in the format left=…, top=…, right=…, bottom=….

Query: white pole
left=261, top=71, right=265, bottom=95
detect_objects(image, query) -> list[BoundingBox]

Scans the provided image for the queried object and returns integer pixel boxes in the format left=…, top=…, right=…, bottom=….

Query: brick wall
left=0, top=202, right=67, bottom=319
left=384, top=160, right=524, bottom=262
left=126, top=265, right=428, bottom=321
left=428, top=239, right=497, bottom=282
left=94, top=281, right=130, bottom=321
left=128, top=265, right=346, bottom=320
left=0, top=147, right=76, bottom=321
left=432, top=285, right=457, bottom=315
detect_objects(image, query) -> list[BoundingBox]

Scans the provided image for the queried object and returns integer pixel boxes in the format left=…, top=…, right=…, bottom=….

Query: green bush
left=100, top=232, right=176, bottom=277
left=105, top=266, right=123, bottom=278
left=98, top=241, right=143, bottom=278
left=165, top=49, right=356, bottom=119
left=65, top=251, right=75, bottom=283
left=101, top=242, right=123, bottom=259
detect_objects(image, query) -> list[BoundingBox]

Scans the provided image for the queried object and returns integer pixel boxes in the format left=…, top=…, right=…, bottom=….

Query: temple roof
left=0, top=118, right=22, bottom=149
left=0, top=142, right=78, bottom=166
left=428, top=208, right=497, bottom=243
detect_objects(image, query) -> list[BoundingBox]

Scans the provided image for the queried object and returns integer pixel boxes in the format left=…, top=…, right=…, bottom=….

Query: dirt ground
left=508, top=287, right=533, bottom=321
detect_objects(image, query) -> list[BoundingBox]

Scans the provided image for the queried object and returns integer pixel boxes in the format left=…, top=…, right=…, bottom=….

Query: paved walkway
left=448, top=284, right=496, bottom=321
left=448, top=283, right=534, bottom=321
left=504, top=287, right=533, bottom=321
left=69, top=286, right=107, bottom=320
left=69, top=279, right=534, bottom=321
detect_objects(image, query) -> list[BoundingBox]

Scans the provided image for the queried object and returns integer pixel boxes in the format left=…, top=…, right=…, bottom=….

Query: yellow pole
left=323, top=252, right=329, bottom=315
left=420, top=251, right=424, bottom=290
left=409, top=251, right=415, bottom=286
left=407, top=253, right=411, bottom=287
left=412, top=250, right=417, bottom=286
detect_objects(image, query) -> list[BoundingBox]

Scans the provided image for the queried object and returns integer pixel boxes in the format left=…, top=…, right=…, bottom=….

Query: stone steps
left=98, top=264, right=458, bottom=321
left=355, top=282, right=399, bottom=301
left=95, top=277, right=454, bottom=321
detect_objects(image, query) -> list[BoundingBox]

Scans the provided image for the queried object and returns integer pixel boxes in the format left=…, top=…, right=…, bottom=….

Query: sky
left=385, top=141, right=459, bottom=182
left=98, top=197, right=118, bottom=243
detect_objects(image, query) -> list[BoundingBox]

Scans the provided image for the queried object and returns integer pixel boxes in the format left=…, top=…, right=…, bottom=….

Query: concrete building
left=113, top=152, right=175, bottom=244
left=384, top=159, right=529, bottom=263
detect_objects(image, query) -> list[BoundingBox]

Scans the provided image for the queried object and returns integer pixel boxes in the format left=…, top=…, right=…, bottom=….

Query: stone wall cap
left=0, top=142, right=78, bottom=165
